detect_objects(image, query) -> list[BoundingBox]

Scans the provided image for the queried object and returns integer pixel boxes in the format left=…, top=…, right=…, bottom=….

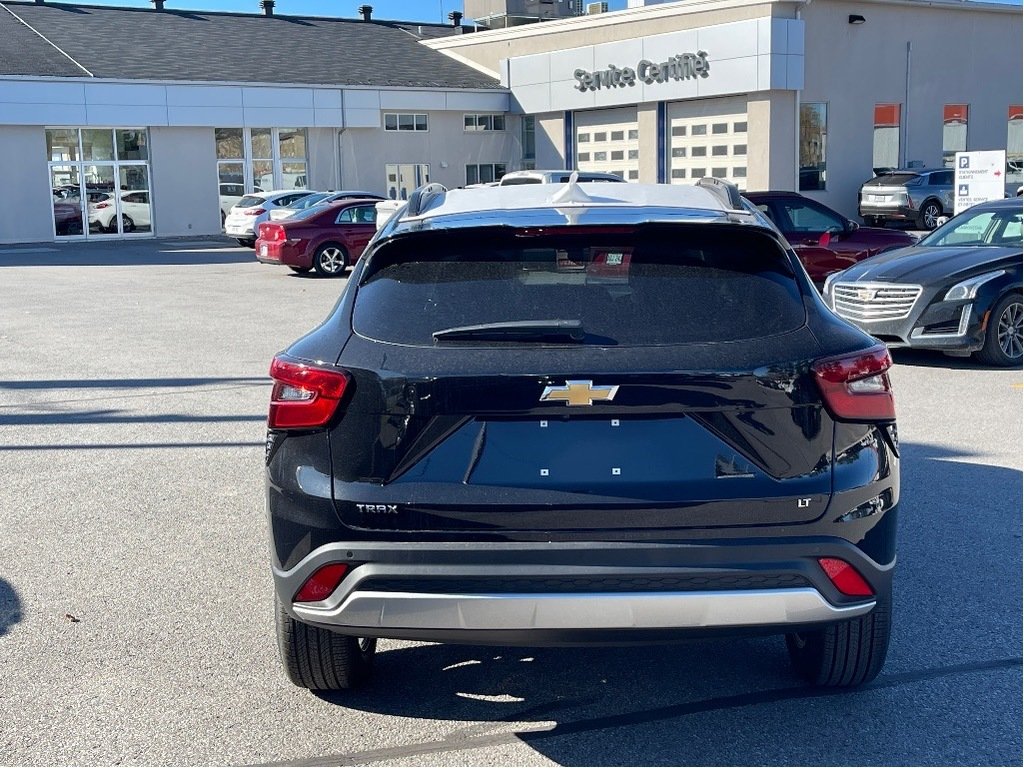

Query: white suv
left=223, top=190, right=313, bottom=247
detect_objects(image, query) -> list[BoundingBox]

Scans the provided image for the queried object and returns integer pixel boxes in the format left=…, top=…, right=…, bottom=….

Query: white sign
left=954, top=150, right=1007, bottom=215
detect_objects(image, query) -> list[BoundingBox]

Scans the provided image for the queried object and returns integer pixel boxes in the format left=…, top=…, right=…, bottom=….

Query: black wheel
left=785, top=590, right=890, bottom=687
left=236, top=238, right=255, bottom=248
left=275, top=597, right=376, bottom=690
left=313, top=243, right=349, bottom=277
left=288, top=266, right=312, bottom=274
left=975, top=292, right=1023, bottom=367
left=121, top=214, right=135, bottom=233
left=917, top=200, right=942, bottom=230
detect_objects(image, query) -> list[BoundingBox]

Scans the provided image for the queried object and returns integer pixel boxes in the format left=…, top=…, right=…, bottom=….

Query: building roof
left=0, top=1, right=502, bottom=89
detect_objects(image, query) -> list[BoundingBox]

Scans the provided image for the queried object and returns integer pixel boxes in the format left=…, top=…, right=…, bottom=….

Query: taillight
left=259, top=223, right=286, bottom=242
left=243, top=207, right=266, bottom=216
left=294, top=563, right=349, bottom=602
left=268, top=356, right=349, bottom=430
left=818, top=558, right=874, bottom=597
left=95, top=202, right=111, bottom=209
left=812, top=345, right=895, bottom=421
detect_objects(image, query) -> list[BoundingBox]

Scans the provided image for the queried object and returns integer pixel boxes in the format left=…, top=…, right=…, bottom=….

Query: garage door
left=575, top=108, right=640, bottom=181
left=668, top=105, right=748, bottom=190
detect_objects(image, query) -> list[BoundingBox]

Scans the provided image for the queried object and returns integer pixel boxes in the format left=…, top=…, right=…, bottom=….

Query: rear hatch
left=329, top=224, right=835, bottom=534
left=860, top=174, right=920, bottom=206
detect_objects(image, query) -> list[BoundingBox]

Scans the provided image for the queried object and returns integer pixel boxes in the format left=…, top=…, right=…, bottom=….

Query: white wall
left=0, top=126, right=53, bottom=244
left=801, top=0, right=1022, bottom=217
left=148, top=126, right=221, bottom=237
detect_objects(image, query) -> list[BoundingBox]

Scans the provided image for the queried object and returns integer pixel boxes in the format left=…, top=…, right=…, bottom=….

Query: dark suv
left=266, top=178, right=899, bottom=692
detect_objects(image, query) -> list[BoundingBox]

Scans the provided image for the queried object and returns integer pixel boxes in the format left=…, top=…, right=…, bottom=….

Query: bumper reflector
left=818, top=558, right=874, bottom=597
left=294, top=563, right=349, bottom=602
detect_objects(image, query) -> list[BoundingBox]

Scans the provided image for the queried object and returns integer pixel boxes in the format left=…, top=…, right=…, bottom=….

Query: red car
left=744, top=191, right=917, bottom=285
left=255, top=198, right=380, bottom=276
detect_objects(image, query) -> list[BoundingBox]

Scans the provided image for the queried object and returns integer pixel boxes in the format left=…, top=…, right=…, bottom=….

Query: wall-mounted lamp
left=848, top=14, right=866, bottom=24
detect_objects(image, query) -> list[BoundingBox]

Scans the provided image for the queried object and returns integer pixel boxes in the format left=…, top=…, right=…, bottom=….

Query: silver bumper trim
left=292, top=588, right=874, bottom=631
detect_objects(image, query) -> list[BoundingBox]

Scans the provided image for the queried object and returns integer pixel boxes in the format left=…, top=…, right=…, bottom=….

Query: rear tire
left=275, top=597, right=376, bottom=690
left=917, top=200, right=942, bottom=230
left=974, top=292, right=1023, bottom=367
left=785, top=591, right=890, bottom=687
left=313, top=243, right=349, bottom=277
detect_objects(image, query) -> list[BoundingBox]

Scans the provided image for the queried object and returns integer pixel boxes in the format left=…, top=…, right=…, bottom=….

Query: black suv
left=266, top=178, right=899, bottom=691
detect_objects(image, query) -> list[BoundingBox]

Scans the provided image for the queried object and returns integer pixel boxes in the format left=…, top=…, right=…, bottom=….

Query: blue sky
left=70, top=0, right=629, bottom=22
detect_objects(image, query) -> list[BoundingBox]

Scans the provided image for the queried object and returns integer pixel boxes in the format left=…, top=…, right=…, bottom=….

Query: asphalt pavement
left=0, top=238, right=1020, bottom=766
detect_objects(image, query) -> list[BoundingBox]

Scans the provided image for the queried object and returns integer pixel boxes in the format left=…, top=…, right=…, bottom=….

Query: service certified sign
left=574, top=51, right=710, bottom=92
left=954, top=150, right=1007, bottom=215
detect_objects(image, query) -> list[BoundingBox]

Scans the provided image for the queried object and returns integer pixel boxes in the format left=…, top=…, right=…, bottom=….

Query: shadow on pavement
left=0, top=579, right=22, bottom=638
left=891, top=347, right=1023, bottom=371
left=291, top=441, right=1022, bottom=766
left=0, top=238, right=255, bottom=267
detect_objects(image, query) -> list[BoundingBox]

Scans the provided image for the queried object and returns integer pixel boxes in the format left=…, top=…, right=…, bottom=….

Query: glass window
left=216, top=128, right=243, bottom=159
left=920, top=208, right=1022, bottom=247
left=611, top=150, right=624, bottom=161
left=82, top=129, right=115, bottom=161
left=712, top=146, right=728, bottom=156
left=353, top=229, right=806, bottom=347
left=628, top=170, right=639, bottom=180
left=692, top=147, right=707, bottom=157
left=733, top=167, right=747, bottom=178
left=46, top=129, right=80, bottom=161
left=691, top=168, right=706, bottom=178
left=385, top=163, right=429, bottom=200
left=385, top=114, right=398, bottom=131
left=594, top=152, right=607, bottom=161
left=594, top=132, right=607, bottom=142
left=671, top=147, right=687, bottom=158
left=873, top=104, right=901, bottom=174
left=799, top=102, right=827, bottom=191
left=281, top=162, right=307, bottom=189
left=118, top=164, right=151, bottom=233
left=278, top=129, right=306, bottom=159
left=611, top=130, right=624, bottom=141
left=712, top=168, right=728, bottom=178
left=781, top=199, right=844, bottom=232
left=251, top=160, right=273, bottom=191
left=415, top=114, right=428, bottom=131
left=733, top=144, right=747, bottom=155
left=671, top=169, right=686, bottom=179
left=336, top=207, right=356, bottom=223
left=671, top=126, right=687, bottom=137
left=1007, top=105, right=1022, bottom=187
left=942, top=105, right=968, bottom=168
left=628, top=129, right=639, bottom=140
left=712, top=123, right=728, bottom=134
left=577, top=152, right=591, bottom=162
left=522, top=116, right=536, bottom=161
left=734, top=122, right=747, bottom=132
left=578, top=133, right=590, bottom=143
left=116, top=129, right=148, bottom=161
left=251, top=128, right=273, bottom=158
left=493, top=115, right=505, bottom=131
left=628, top=149, right=638, bottom=160
left=466, top=165, right=479, bottom=185
left=398, top=114, right=415, bottom=131
left=692, top=125, right=707, bottom=136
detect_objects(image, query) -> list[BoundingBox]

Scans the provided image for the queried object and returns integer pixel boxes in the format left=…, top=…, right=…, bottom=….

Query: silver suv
left=858, top=168, right=954, bottom=230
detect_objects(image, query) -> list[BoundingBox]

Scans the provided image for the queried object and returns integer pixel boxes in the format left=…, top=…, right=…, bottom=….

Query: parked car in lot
left=823, top=197, right=1022, bottom=365
left=87, top=190, right=152, bottom=233
left=744, top=191, right=917, bottom=285
left=268, top=190, right=384, bottom=221
left=499, top=169, right=626, bottom=185
left=224, top=190, right=313, bottom=247
left=219, top=182, right=261, bottom=224
left=255, top=198, right=380, bottom=276
left=858, top=168, right=954, bottom=230
left=266, top=178, right=899, bottom=691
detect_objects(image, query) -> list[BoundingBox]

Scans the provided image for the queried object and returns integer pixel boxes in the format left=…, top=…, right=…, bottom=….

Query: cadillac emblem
left=856, top=288, right=878, bottom=302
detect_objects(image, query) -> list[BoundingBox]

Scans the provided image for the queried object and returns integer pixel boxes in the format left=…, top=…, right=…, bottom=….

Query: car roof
left=258, top=189, right=313, bottom=198
left=387, top=180, right=763, bottom=234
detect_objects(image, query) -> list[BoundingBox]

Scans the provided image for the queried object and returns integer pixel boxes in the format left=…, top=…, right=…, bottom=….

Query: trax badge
left=356, top=504, right=398, bottom=514
left=540, top=380, right=619, bottom=407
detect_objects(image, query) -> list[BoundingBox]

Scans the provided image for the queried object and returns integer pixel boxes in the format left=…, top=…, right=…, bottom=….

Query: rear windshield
left=868, top=174, right=921, bottom=186
left=236, top=195, right=265, bottom=208
left=354, top=226, right=804, bottom=347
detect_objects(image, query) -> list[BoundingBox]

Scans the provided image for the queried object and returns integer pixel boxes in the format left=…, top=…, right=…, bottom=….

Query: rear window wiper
left=432, top=319, right=585, bottom=343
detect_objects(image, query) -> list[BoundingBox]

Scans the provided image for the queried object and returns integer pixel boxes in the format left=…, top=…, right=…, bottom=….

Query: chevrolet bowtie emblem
left=539, top=380, right=619, bottom=407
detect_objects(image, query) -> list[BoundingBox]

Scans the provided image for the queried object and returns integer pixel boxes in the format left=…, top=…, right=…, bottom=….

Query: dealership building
left=0, top=0, right=1020, bottom=243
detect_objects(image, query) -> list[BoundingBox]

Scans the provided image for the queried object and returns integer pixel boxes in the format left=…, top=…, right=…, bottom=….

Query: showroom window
left=466, top=163, right=508, bottom=185
left=522, top=116, right=536, bottom=170
left=942, top=105, right=969, bottom=168
left=385, top=113, right=429, bottom=132
left=46, top=127, right=152, bottom=239
left=873, top=104, right=901, bottom=174
left=386, top=163, right=429, bottom=200
left=799, top=102, right=827, bottom=191
left=1007, top=105, right=1022, bottom=188
left=215, top=127, right=307, bottom=221
left=464, top=114, right=506, bottom=131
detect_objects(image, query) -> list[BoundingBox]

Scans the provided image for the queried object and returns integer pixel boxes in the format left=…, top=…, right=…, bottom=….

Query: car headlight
left=943, top=270, right=1006, bottom=302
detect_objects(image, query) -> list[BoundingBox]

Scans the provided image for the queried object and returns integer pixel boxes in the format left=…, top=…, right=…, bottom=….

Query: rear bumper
left=858, top=203, right=915, bottom=221
left=256, top=240, right=309, bottom=266
left=273, top=539, right=889, bottom=644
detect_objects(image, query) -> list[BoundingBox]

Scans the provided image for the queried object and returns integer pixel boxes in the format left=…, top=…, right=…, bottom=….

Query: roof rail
left=696, top=177, right=744, bottom=211
left=406, top=183, right=448, bottom=217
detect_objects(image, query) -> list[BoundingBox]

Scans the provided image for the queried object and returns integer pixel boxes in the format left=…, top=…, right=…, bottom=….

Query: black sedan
left=822, top=198, right=1022, bottom=366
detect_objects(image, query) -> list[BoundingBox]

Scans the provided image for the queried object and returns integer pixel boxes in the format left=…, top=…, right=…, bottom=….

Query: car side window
left=781, top=200, right=845, bottom=232
left=354, top=206, right=377, bottom=224
left=335, top=208, right=355, bottom=224
left=931, top=171, right=954, bottom=185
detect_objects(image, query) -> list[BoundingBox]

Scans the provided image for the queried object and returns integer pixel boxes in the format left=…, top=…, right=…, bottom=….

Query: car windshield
left=919, top=207, right=1023, bottom=247
left=355, top=225, right=804, bottom=347
left=236, top=195, right=265, bottom=208
left=288, top=193, right=330, bottom=210
left=872, top=174, right=922, bottom=186
left=288, top=206, right=329, bottom=221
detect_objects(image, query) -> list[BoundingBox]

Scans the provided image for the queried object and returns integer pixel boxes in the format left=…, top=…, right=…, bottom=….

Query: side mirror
left=845, top=219, right=859, bottom=233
